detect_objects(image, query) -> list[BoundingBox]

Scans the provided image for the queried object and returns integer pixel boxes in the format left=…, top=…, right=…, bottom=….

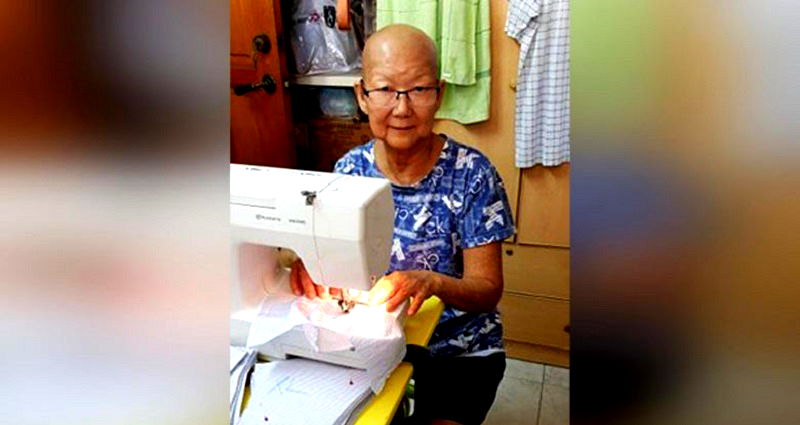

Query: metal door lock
left=252, top=34, right=271, bottom=54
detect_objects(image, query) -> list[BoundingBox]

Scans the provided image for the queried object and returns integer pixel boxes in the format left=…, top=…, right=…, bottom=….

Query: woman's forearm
left=432, top=272, right=503, bottom=313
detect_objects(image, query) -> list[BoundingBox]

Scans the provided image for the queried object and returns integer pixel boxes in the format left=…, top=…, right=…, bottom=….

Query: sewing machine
left=230, top=164, right=403, bottom=369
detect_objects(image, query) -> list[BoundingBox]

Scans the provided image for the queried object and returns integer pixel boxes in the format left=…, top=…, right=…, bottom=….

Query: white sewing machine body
left=230, top=164, right=401, bottom=369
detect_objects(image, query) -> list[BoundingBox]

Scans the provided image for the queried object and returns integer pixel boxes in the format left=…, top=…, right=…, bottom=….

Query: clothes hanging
left=506, top=0, right=570, bottom=167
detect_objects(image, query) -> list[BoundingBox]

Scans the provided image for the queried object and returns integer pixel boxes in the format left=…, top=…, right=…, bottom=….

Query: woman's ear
left=354, top=80, right=369, bottom=115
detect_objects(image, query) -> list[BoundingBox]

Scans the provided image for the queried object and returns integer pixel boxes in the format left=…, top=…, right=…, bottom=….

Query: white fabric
left=506, top=0, right=571, bottom=167
left=246, top=293, right=405, bottom=394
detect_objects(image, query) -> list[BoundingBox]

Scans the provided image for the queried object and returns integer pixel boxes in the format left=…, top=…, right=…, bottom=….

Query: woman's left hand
left=369, top=270, right=439, bottom=315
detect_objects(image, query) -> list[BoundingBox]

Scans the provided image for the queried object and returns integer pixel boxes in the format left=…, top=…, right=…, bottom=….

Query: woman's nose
left=392, top=94, right=412, bottom=116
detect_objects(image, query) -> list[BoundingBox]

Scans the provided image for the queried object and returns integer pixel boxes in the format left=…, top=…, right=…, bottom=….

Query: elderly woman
left=291, top=24, right=515, bottom=425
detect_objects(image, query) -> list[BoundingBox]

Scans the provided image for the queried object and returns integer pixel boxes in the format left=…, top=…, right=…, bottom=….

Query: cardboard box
left=306, top=118, right=374, bottom=172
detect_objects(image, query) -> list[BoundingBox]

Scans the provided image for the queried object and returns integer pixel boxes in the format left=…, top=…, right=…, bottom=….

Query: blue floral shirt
left=333, top=137, right=516, bottom=357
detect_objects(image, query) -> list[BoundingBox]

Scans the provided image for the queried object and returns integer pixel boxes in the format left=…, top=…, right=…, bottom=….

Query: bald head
left=362, top=24, right=438, bottom=79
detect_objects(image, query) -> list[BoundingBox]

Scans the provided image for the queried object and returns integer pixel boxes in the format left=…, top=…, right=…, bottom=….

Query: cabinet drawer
left=499, top=293, right=570, bottom=350
left=502, top=243, right=569, bottom=299
left=505, top=340, right=569, bottom=368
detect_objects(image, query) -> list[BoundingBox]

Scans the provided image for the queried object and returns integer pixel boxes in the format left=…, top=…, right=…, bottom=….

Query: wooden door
left=231, top=0, right=295, bottom=167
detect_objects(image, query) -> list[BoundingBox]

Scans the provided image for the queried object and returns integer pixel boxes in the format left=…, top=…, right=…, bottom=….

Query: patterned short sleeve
left=333, top=146, right=364, bottom=175
left=459, top=159, right=516, bottom=248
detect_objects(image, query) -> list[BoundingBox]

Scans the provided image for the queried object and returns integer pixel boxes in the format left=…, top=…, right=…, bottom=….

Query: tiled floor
left=483, top=359, right=569, bottom=425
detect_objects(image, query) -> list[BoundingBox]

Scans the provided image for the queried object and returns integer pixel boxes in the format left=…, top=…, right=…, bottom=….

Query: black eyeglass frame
left=359, top=79, right=441, bottom=102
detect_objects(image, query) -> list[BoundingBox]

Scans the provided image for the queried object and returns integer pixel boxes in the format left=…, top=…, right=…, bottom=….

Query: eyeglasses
left=360, top=79, right=440, bottom=108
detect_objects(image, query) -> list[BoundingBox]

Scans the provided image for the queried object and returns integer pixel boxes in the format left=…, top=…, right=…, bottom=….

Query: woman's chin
left=383, top=133, right=426, bottom=151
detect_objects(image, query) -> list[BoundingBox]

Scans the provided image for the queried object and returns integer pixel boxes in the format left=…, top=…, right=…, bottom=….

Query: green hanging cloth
left=376, top=0, right=491, bottom=124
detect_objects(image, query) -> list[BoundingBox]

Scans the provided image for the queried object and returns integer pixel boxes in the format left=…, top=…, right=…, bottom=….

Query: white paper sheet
left=238, top=359, right=373, bottom=425
left=337, top=392, right=374, bottom=425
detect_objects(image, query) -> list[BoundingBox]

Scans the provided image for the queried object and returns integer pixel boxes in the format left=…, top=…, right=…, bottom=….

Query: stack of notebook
left=238, top=358, right=374, bottom=425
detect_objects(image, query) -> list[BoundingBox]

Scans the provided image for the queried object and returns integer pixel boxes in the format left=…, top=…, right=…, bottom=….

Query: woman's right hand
left=289, top=259, right=340, bottom=299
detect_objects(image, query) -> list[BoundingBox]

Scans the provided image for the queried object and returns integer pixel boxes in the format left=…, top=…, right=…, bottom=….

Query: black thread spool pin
left=301, top=190, right=317, bottom=206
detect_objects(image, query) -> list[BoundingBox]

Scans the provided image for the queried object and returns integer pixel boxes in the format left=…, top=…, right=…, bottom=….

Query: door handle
left=233, top=74, right=277, bottom=96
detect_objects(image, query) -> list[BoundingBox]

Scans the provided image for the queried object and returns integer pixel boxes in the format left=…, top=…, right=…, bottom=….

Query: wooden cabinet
left=504, top=163, right=570, bottom=367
